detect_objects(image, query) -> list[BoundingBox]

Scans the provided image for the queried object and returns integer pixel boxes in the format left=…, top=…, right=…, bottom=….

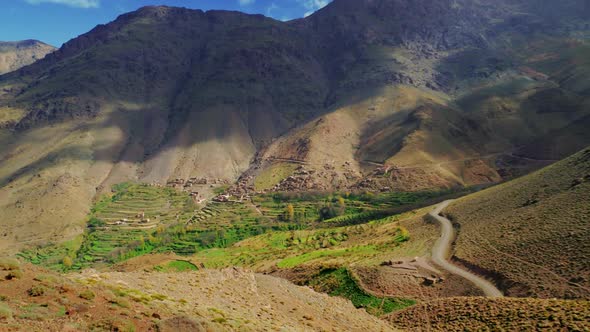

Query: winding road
left=429, top=200, right=504, bottom=297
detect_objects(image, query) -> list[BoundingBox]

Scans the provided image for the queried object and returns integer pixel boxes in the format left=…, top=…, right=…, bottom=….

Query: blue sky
left=0, top=0, right=332, bottom=47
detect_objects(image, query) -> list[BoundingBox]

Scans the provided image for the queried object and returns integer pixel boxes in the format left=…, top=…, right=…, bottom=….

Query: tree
left=62, top=256, right=73, bottom=268
left=319, top=204, right=337, bottom=220
left=286, top=204, right=295, bottom=221
left=139, top=235, right=145, bottom=250
left=337, top=196, right=346, bottom=215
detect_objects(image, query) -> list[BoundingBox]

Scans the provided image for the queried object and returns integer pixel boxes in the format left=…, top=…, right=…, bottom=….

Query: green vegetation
left=0, top=303, right=12, bottom=320
left=27, top=285, right=45, bottom=297
left=13, top=302, right=67, bottom=321
left=19, top=182, right=452, bottom=271
left=254, top=163, right=299, bottom=191
left=108, top=286, right=165, bottom=305
left=277, top=246, right=379, bottom=268
left=0, top=258, right=20, bottom=271
left=33, top=274, right=58, bottom=284
left=308, top=268, right=415, bottom=316
left=17, top=235, right=83, bottom=271
left=0, top=258, right=23, bottom=280
left=79, top=290, right=96, bottom=301
left=193, top=215, right=410, bottom=269
left=154, top=260, right=198, bottom=272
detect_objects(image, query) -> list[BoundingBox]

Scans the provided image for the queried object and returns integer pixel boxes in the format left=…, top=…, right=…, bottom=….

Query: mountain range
left=0, top=0, right=589, bottom=330
left=1, top=0, right=589, bottom=253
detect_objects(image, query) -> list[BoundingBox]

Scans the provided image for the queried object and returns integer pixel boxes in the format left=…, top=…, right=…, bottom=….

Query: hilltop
left=0, top=40, right=55, bottom=75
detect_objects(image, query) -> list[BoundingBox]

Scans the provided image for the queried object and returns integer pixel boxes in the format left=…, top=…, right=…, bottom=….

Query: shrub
left=79, top=290, right=96, bottom=301
left=33, top=274, right=58, bottom=284
left=0, top=258, right=19, bottom=271
left=28, top=285, right=46, bottom=297
left=88, top=217, right=106, bottom=228
left=62, top=256, right=73, bottom=268
left=5, top=270, right=23, bottom=280
left=115, top=298, right=131, bottom=308
left=0, top=303, right=12, bottom=320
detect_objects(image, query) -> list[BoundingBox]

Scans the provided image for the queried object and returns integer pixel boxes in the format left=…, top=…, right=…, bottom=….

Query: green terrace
left=19, top=182, right=464, bottom=271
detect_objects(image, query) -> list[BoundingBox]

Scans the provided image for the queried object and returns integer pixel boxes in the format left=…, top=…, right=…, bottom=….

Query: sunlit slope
left=0, top=40, right=55, bottom=75
left=446, top=147, right=590, bottom=298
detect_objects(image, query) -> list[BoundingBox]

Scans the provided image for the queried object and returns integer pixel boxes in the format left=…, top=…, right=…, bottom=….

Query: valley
left=0, top=0, right=589, bottom=330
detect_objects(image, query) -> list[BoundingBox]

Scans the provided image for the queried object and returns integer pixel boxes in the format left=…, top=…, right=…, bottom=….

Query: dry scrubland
left=447, top=147, right=590, bottom=298
left=387, top=297, right=590, bottom=331
left=0, top=258, right=158, bottom=331
left=0, top=257, right=395, bottom=331
left=74, top=269, right=395, bottom=332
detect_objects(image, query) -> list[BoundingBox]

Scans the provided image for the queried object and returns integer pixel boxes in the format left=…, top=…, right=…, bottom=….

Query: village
left=101, top=161, right=404, bottom=230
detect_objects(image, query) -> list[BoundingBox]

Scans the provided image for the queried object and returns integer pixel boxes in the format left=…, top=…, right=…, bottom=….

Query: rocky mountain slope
left=0, top=40, right=55, bottom=75
left=0, top=0, right=589, bottom=252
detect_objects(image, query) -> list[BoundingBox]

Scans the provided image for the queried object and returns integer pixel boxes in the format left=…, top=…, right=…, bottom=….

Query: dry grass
left=387, top=297, right=590, bottom=331
left=0, top=262, right=158, bottom=331
left=446, top=147, right=590, bottom=298
left=75, top=268, right=396, bottom=331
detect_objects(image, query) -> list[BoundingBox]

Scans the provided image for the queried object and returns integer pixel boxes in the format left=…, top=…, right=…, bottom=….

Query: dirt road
left=430, top=200, right=504, bottom=297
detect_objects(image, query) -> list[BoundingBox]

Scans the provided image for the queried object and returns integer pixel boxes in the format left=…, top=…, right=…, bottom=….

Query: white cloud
left=24, top=0, right=100, bottom=8
left=238, top=0, right=255, bottom=5
left=299, top=0, right=330, bottom=16
left=266, top=2, right=279, bottom=16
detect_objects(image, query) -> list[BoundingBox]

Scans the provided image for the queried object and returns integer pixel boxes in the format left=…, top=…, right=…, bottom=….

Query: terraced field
left=94, top=183, right=195, bottom=227
left=190, top=213, right=411, bottom=270
left=19, top=184, right=461, bottom=272
left=189, top=201, right=265, bottom=228
left=19, top=183, right=197, bottom=269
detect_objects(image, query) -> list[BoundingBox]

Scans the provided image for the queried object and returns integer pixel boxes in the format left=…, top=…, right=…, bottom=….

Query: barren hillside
left=387, top=297, right=590, bottom=331
left=0, top=257, right=394, bottom=331
left=446, top=147, right=590, bottom=298
left=0, top=40, right=55, bottom=75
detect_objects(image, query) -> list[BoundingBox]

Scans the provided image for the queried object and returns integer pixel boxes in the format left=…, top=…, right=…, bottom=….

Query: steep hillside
left=387, top=297, right=590, bottom=331
left=446, top=147, right=590, bottom=299
left=0, top=40, right=55, bottom=75
left=0, top=0, right=589, bottom=252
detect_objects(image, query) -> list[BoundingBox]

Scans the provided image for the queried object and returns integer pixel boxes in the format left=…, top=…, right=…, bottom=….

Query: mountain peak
left=0, top=39, right=56, bottom=75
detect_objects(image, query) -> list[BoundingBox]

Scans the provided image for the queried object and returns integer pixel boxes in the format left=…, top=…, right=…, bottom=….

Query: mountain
left=0, top=0, right=589, bottom=253
left=446, top=146, right=590, bottom=299
left=0, top=40, right=55, bottom=75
